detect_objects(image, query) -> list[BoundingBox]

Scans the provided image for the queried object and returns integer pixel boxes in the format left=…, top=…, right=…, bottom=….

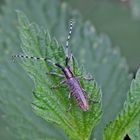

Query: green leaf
left=128, top=123, right=140, bottom=140
left=103, top=68, right=140, bottom=140
left=16, top=11, right=102, bottom=140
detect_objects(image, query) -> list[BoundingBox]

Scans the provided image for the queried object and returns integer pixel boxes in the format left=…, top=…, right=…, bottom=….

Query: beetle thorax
left=62, top=67, right=73, bottom=79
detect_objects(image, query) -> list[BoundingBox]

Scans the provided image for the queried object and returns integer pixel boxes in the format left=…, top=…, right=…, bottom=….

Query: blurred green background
left=0, top=0, right=139, bottom=140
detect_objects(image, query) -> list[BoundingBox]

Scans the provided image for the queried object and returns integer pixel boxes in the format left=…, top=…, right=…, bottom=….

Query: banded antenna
left=65, top=19, right=74, bottom=66
left=12, top=54, right=57, bottom=66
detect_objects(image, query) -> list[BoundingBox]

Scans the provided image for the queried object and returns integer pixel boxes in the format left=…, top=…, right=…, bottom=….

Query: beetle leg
left=51, top=80, right=66, bottom=89
left=77, top=75, right=94, bottom=81
left=46, top=72, right=64, bottom=78
left=88, top=98, right=99, bottom=104
left=66, top=92, right=72, bottom=112
left=83, top=77, right=94, bottom=81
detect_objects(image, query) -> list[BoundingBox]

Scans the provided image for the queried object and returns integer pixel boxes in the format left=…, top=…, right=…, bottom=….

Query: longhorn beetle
left=12, top=20, right=94, bottom=111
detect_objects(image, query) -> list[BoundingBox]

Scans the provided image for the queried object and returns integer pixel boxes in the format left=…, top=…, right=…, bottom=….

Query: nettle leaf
left=103, top=68, right=140, bottom=140
left=16, top=11, right=102, bottom=140
left=128, top=122, right=140, bottom=140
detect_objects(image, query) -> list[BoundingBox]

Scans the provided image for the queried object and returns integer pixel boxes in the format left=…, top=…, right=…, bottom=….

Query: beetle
left=12, top=20, right=94, bottom=111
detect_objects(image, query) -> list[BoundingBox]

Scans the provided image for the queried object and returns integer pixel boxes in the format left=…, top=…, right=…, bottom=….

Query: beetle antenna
left=65, top=19, right=74, bottom=66
left=12, top=54, right=64, bottom=69
left=12, top=54, right=46, bottom=61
